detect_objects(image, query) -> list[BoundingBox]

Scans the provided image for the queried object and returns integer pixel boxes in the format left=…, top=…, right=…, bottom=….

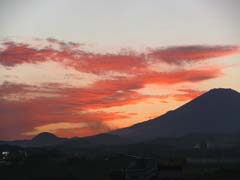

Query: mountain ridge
left=111, top=88, right=240, bottom=140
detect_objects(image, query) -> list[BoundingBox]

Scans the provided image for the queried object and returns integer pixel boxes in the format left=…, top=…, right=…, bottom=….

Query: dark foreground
left=1, top=144, right=240, bottom=180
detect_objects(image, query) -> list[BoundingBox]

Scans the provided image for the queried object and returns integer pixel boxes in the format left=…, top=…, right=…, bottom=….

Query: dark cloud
left=148, top=45, right=240, bottom=65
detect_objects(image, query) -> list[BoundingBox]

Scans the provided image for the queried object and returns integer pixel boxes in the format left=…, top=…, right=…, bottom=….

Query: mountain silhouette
left=32, top=132, right=59, bottom=141
left=1, top=88, right=240, bottom=147
left=112, top=88, right=240, bottom=141
left=30, top=132, right=66, bottom=146
left=0, top=132, right=129, bottom=147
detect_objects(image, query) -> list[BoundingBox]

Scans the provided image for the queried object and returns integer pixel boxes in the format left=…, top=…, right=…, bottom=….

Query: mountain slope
left=112, top=88, right=240, bottom=141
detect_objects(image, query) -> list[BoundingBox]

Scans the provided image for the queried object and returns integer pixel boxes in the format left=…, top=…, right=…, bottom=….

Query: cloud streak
left=1, top=40, right=239, bottom=72
left=148, top=45, right=240, bottom=65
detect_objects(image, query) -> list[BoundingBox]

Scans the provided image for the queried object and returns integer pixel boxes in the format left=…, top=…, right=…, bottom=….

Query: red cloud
left=148, top=45, right=240, bottom=65
left=0, top=97, right=131, bottom=140
left=0, top=41, right=146, bottom=75
left=138, top=68, right=221, bottom=84
left=1, top=40, right=239, bottom=74
left=0, top=38, right=235, bottom=139
left=0, top=41, right=57, bottom=66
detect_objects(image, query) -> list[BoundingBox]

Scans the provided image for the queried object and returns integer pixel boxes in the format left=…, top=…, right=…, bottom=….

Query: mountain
left=111, top=88, right=240, bottom=141
left=30, top=132, right=67, bottom=146
left=32, top=132, right=58, bottom=141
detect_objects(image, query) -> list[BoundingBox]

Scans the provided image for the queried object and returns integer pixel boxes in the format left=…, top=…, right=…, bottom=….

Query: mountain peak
left=207, top=88, right=239, bottom=95
left=176, top=88, right=240, bottom=113
left=30, top=132, right=66, bottom=146
left=32, top=132, right=59, bottom=141
left=113, top=88, right=240, bottom=140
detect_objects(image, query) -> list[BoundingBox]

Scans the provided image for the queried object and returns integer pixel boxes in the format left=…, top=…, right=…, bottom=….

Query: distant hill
left=0, top=132, right=67, bottom=147
left=112, top=88, right=240, bottom=141
left=30, top=132, right=67, bottom=146
left=0, top=132, right=131, bottom=148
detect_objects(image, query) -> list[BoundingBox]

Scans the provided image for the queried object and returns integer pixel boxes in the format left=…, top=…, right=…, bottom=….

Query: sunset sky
left=0, top=0, right=240, bottom=140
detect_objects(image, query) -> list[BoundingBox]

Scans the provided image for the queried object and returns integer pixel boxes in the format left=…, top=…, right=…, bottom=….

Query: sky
left=0, top=0, right=240, bottom=140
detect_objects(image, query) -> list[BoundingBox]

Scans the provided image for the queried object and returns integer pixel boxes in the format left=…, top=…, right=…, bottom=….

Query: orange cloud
left=0, top=38, right=236, bottom=139
left=0, top=66, right=220, bottom=139
left=0, top=98, right=130, bottom=140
